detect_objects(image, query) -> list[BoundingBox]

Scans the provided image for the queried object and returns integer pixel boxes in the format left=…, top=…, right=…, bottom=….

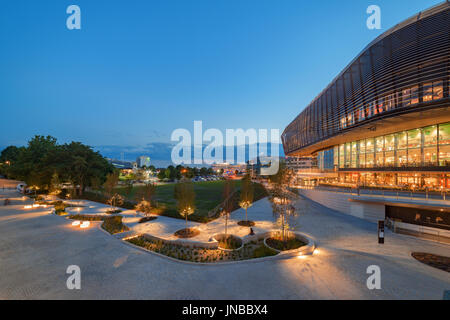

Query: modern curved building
left=282, top=1, right=450, bottom=190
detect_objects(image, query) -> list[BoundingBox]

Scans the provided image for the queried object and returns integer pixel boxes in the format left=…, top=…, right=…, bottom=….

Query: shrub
left=106, top=209, right=122, bottom=214
left=218, top=235, right=242, bottom=250
left=68, top=214, right=104, bottom=221
left=266, top=237, right=306, bottom=251
left=101, top=216, right=129, bottom=234
left=138, top=216, right=157, bottom=223
left=252, top=244, right=277, bottom=259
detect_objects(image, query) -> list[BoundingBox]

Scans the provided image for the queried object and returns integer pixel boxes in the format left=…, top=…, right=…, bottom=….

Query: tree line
left=0, top=135, right=114, bottom=195
left=156, top=165, right=217, bottom=181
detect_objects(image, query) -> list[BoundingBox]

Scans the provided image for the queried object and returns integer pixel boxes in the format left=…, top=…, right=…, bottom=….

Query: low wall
left=390, top=220, right=450, bottom=240
left=298, top=189, right=385, bottom=223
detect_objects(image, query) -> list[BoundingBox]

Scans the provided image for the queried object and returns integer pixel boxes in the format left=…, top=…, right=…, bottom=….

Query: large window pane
left=423, top=125, right=438, bottom=147
left=339, top=145, right=345, bottom=168
left=345, top=143, right=351, bottom=168
left=376, top=137, right=384, bottom=152
left=439, top=145, right=450, bottom=167
left=351, top=142, right=358, bottom=168
left=407, top=129, right=421, bottom=149
left=397, top=132, right=407, bottom=150
left=439, top=122, right=450, bottom=145
left=397, top=149, right=407, bottom=166
left=385, top=135, right=395, bottom=151
left=333, top=146, right=339, bottom=168
left=385, top=151, right=395, bottom=167
left=433, top=81, right=443, bottom=100
left=423, top=82, right=433, bottom=102
left=424, top=146, right=437, bottom=166
left=366, top=138, right=374, bottom=153
left=366, top=153, right=374, bottom=168
left=408, top=148, right=421, bottom=166
left=403, top=85, right=419, bottom=106
left=376, top=152, right=384, bottom=167
left=411, top=86, right=419, bottom=105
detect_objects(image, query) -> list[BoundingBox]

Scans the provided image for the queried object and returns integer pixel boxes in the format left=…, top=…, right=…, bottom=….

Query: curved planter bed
left=263, top=231, right=315, bottom=258
left=212, top=234, right=244, bottom=252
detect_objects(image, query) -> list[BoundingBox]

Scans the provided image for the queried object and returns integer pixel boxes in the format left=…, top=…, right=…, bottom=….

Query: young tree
left=222, top=179, right=235, bottom=235
left=135, top=200, right=152, bottom=215
left=239, top=174, right=254, bottom=224
left=49, top=172, right=61, bottom=196
left=124, top=180, right=134, bottom=199
left=174, top=179, right=196, bottom=231
left=107, top=193, right=124, bottom=210
left=135, top=182, right=156, bottom=216
left=103, top=171, right=120, bottom=209
left=267, top=163, right=297, bottom=243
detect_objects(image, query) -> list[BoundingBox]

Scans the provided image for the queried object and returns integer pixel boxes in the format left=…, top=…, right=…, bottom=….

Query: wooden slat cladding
left=282, top=3, right=450, bottom=156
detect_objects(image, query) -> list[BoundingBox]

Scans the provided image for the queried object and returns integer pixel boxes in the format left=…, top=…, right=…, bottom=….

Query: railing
left=299, top=185, right=449, bottom=202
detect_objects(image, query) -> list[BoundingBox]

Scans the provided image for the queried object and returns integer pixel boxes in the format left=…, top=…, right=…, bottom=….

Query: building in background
left=282, top=2, right=450, bottom=191
left=108, top=159, right=134, bottom=170
left=136, top=156, right=151, bottom=168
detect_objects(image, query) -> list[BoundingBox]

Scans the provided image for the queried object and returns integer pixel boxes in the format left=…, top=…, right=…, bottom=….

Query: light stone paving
left=64, top=197, right=276, bottom=242
left=0, top=189, right=449, bottom=300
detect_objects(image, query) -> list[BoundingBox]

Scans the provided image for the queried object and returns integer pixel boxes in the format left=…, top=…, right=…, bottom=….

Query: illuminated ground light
left=313, top=249, right=320, bottom=255
left=32, top=204, right=39, bottom=208
left=80, top=221, right=90, bottom=229
left=71, top=221, right=81, bottom=226
left=24, top=205, right=32, bottom=209
left=297, top=254, right=307, bottom=260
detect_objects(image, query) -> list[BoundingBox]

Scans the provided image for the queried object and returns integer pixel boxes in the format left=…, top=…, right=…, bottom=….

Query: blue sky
left=0, top=0, right=443, bottom=158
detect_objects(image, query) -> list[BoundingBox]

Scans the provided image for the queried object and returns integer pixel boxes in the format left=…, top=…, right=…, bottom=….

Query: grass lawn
left=115, top=180, right=267, bottom=223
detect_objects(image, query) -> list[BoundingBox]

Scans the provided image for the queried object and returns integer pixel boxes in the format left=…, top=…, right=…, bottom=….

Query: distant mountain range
left=94, top=142, right=285, bottom=168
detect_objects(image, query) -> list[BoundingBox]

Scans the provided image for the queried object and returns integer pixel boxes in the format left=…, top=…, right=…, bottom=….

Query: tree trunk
left=245, top=207, right=248, bottom=222
left=186, top=213, right=188, bottom=231
left=225, top=214, right=228, bottom=235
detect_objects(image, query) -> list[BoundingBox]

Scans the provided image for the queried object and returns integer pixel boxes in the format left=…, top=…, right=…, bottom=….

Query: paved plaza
left=0, top=189, right=448, bottom=299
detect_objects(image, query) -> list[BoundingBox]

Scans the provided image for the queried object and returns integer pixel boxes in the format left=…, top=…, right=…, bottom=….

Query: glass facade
left=282, top=4, right=449, bottom=156
left=333, top=122, right=450, bottom=169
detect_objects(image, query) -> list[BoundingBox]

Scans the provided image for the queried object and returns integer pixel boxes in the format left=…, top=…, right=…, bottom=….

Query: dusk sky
left=0, top=0, right=442, bottom=160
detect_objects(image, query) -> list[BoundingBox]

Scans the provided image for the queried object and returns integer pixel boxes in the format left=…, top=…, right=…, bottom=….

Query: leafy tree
left=200, top=167, right=208, bottom=176
left=174, top=179, right=196, bottom=230
left=0, top=146, right=22, bottom=164
left=2, top=136, right=113, bottom=195
left=157, top=169, right=165, bottom=180
left=164, top=168, right=171, bottom=180
left=62, top=142, right=113, bottom=195
left=10, top=135, right=58, bottom=189
left=239, top=174, right=254, bottom=223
